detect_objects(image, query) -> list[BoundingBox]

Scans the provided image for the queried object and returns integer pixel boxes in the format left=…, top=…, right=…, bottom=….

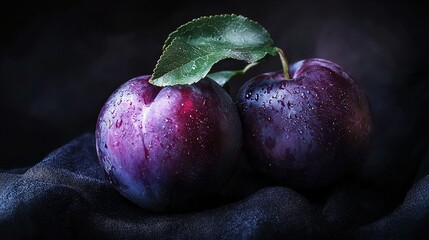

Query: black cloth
left=1, top=133, right=428, bottom=239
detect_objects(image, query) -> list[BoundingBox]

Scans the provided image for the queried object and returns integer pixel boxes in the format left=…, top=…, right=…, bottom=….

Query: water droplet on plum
left=116, top=118, right=123, bottom=128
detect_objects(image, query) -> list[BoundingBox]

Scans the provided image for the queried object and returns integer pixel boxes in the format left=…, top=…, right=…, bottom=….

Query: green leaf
left=150, top=14, right=277, bottom=86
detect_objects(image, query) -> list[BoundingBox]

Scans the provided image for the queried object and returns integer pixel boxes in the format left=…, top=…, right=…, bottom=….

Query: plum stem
left=242, top=62, right=259, bottom=74
left=277, top=48, right=290, bottom=80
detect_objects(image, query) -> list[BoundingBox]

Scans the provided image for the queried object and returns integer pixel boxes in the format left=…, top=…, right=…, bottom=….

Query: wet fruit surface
left=95, top=75, right=242, bottom=212
left=236, top=58, right=373, bottom=188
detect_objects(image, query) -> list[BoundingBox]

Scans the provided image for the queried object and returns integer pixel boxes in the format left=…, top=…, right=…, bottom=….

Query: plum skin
left=95, top=75, right=242, bottom=212
left=236, top=58, right=372, bottom=189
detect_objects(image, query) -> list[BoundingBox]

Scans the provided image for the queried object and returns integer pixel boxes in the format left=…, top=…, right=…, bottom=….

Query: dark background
left=1, top=0, right=428, bottom=197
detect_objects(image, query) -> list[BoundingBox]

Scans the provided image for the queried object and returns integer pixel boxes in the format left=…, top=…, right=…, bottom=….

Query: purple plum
left=236, top=58, right=372, bottom=189
left=95, top=75, right=242, bottom=212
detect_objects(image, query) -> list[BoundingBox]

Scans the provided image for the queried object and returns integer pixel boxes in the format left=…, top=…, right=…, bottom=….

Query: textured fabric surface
left=1, top=133, right=428, bottom=239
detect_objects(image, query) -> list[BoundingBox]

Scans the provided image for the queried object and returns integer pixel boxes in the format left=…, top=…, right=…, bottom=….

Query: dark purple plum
left=236, top=58, right=372, bottom=189
left=95, top=75, right=242, bottom=212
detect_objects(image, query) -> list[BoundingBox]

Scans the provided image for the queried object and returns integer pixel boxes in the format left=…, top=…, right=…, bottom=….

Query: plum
left=236, top=58, right=372, bottom=189
left=95, top=75, right=242, bottom=212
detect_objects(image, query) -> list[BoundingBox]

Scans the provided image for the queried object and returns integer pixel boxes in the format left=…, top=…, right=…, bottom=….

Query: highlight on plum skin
left=236, top=58, right=373, bottom=189
left=95, top=75, right=242, bottom=212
